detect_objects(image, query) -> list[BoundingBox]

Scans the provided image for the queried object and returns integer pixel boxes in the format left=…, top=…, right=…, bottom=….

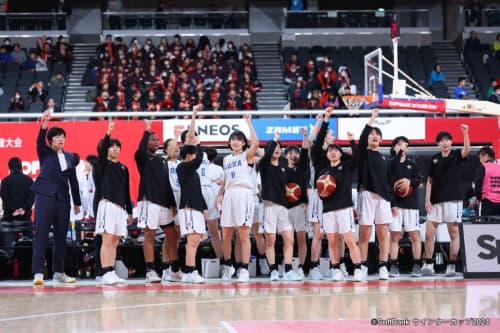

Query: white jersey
left=223, top=151, right=254, bottom=190
left=167, top=159, right=180, bottom=193
left=197, top=152, right=212, bottom=187
left=207, top=163, right=224, bottom=197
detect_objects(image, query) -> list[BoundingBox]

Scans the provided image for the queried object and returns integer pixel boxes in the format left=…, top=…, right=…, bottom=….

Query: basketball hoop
left=342, top=95, right=367, bottom=115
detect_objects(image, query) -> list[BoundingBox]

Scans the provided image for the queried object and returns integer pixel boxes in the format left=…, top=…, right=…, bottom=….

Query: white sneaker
left=182, top=271, right=205, bottom=284
left=161, top=268, right=170, bottom=283
left=308, top=267, right=323, bottom=280
left=259, top=258, right=270, bottom=275
left=332, top=268, right=344, bottom=282
left=103, top=271, right=120, bottom=285
left=168, top=270, right=182, bottom=282
left=361, top=265, right=368, bottom=280
left=353, top=268, right=364, bottom=282
left=378, top=266, right=389, bottom=280
left=237, top=268, right=250, bottom=283
left=270, top=269, right=280, bottom=281
left=283, top=270, right=302, bottom=281
left=33, top=273, right=44, bottom=286
left=445, top=264, right=456, bottom=277
left=53, top=272, right=76, bottom=284
left=222, top=265, right=235, bottom=282
left=422, top=263, right=435, bottom=276
left=145, top=270, right=161, bottom=283
left=95, top=275, right=103, bottom=283
left=296, top=267, right=305, bottom=280
left=340, top=263, right=348, bottom=277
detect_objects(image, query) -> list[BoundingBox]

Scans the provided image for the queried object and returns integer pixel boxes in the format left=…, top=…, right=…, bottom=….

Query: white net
left=342, top=95, right=366, bottom=110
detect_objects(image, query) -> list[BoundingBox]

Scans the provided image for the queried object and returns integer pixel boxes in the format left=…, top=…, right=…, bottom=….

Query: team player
left=285, top=127, right=310, bottom=279
left=135, top=119, right=177, bottom=283
left=94, top=122, right=133, bottom=285
left=388, top=136, right=424, bottom=277
left=319, top=131, right=363, bottom=282
left=260, top=131, right=302, bottom=281
left=423, top=125, right=470, bottom=277
left=204, top=147, right=225, bottom=262
left=162, top=130, right=182, bottom=282
left=177, top=109, right=207, bottom=284
left=472, top=146, right=500, bottom=216
left=217, top=114, right=259, bottom=283
left=357, top=109, right=396, bottom=280
left=309, top=108, right=336, bottom=280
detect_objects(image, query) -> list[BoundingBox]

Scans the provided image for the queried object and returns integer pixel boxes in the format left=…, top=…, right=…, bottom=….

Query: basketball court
left=0, top=276, right=499, bottom=332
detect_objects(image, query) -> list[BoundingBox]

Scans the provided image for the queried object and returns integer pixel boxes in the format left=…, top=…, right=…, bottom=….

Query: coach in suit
left=31, top=111, right=81, bottom=285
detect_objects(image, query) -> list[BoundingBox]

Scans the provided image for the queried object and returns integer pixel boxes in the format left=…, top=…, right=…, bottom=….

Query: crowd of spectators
left=91, top=34, right=260, bottom=116
left=284, top=53, right=357, bottom=110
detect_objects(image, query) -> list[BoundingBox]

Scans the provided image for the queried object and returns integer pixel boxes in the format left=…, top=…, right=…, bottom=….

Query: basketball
left=316, top=174, right=336, bottom=198
left=285, top=182, right=302, bottom=203
left=394, top=178, right=414, bottom=198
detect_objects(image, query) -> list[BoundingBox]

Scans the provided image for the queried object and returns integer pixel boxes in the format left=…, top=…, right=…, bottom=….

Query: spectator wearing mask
left=0, top=157, right=35, bottom=222
left=9, top=91, right=25, bottom=112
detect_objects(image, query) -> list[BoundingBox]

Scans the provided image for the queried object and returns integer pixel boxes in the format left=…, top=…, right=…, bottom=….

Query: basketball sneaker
left=421, top=263, right=435, bottom=276
left=361, top=265, right=368, bottom=280
left=182, top=271, right=205, bottom=284
left=161, top=268, right=170, bottom=283
left=237, top=268, right=250, bottom=283
left=331, top=268, right=344, bottom=282
left=353, top=269, right=364, bottom=282
left=259, top=258, right=270, bottom=275
left=222, top=265, right=235, bottom=282
left=411, top=264, right=422, bottom=277
left=103, top=271, right=121, bottom=285
left=389, top=265, right=400, bottom=278
left=296, top=267, right=305, bottom=280
left=340, top=263, right=348, bottom=277
left=270, top=269, right=280, bottom=281
left=145, top=270, right=161, bottom=283
left=168, top=270, right=182, bottom=282
left=283, top=270, right=302, bottom=281
left=378, top=266, right=389, bottom=280
left=445, top=264, right=456, bottom=277
left=308, top=267, right=323, bottom=280
left=53, top=272, right=76, bottom=284
left=33, top=273, right=44, bottom=286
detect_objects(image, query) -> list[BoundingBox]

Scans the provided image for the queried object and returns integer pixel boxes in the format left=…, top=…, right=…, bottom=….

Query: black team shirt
left=177, top=145, right=208, bottom=212
left=135, top=130, right=176, bottom=208
left=390, top=151, right=423, bottom=210
left=428, top=149, right=466, bottom=204
left=358, top=124, right=394, bottom=204
left=311, top=120, right=331, bottom=186
left=286, top=147, right=310, bottom=208
left=319, top=140, right=358, bottom=213
left=259, top=140, right=288, bottom=207
left=93, top=134, right=133, bottom=215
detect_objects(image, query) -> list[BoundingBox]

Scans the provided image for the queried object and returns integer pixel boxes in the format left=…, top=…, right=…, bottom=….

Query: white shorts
left=220, top=187, right=254, bottom=228
left=358, top=191, right=393, bottom=226
left=307, top=189, right=323, bottom=223
left=178, top=208, right=206, bottom=236
left=427, top=201, right=463, bottom=223
left=289, top=204, right=308, bottom=232
left=136, top=200, right=174, bottom=230
left=322, top=207, right=356, bottom=234
left=202, top=186, right=219, bottom=220
left=390, top=208, right=420, bottom=232
left=252, top=195, right=262, bottom=223
left=263, top=202, right=292, bottom=234
left=95, top=199, right=128, bottom=237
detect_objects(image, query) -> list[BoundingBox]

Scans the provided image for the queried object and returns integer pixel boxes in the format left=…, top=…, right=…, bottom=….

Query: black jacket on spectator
left=0, top=169, right=35, bottom=221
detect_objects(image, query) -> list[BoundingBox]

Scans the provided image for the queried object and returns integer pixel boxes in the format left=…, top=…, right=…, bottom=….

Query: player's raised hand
left=301, top=126, right=308, bottom=137
left=244, top=113, right=252, bottom=123
left=315, top=113, right=323, bottom=124
left=107, top=121, right=115, bottom=135
left=371, top=108, right=379, bottom=119
left=460, top=124, right=469, bottom=133
left=41, top=110, right=50, bottom=128
left=144, top=119, right=152, bottom=131
left=347, top=131, right=354, bottom=141
left=274, top=130, right=280, bottom=141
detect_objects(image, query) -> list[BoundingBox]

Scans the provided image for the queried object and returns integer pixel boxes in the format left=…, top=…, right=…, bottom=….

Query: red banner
left=0, top=120, right=163, bottom=203
left=380, top=98, right=446, bottom=113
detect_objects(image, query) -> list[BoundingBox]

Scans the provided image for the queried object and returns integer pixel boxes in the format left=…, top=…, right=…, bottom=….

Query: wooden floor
left=0, top=275, right=499, bottom=333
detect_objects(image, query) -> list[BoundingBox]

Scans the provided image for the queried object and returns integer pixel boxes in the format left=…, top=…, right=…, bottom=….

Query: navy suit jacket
left=31, top=127, right=81, bottom=206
